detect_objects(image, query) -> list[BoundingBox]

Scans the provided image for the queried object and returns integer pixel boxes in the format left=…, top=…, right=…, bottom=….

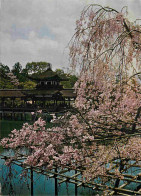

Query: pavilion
left=0, top=67, right=76, bottom=120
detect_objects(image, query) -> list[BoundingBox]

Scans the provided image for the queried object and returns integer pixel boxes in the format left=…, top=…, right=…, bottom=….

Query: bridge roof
left=61, top=89, right=76, bottom=98
left=0, top=90, right=25, bottom=98
left=0, top=89, right=76, bottom=98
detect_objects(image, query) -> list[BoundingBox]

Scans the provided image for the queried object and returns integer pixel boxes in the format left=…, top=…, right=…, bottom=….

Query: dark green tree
left=55, top=69, right=77, bottom=88
left=25, top=62, right=51, bottom=74
left=20, top=68, right=29, bottom=82
left=0, top=63, right=10, bottom=75
left=0, top=63, right=14, bottom=89
left=11, top=62, right=22, bottom=81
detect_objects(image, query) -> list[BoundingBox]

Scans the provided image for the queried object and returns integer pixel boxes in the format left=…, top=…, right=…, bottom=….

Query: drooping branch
left=69, top=4, right=141, bottom=75
left=132, top=107, right=141, bottom=132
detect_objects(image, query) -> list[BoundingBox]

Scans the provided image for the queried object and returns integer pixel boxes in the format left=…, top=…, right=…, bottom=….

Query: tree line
left=0, top=62, right=77, bottom=89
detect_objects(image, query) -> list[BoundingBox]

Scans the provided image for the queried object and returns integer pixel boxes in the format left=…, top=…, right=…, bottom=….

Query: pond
left=0, top=120, right=99, bottom=196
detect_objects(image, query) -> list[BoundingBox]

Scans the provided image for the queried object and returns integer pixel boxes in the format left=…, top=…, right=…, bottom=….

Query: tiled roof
left=0, top=89, right=76, bottom=98
left=0, top=90, right=25, bottom=98
left=61, top=89, right=76, bottom=98
left=28, top=69, right=67, bottom=81
left=25, top=89, right=59, bottom=96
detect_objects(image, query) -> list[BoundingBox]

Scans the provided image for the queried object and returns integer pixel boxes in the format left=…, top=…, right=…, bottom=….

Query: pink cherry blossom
left=1, top=5, right=141, bottom=185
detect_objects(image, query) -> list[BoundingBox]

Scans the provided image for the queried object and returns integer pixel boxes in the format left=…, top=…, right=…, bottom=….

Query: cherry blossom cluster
left=6, top=72, right=19, bottom=86
left=70, top=4, right=141, bottom=78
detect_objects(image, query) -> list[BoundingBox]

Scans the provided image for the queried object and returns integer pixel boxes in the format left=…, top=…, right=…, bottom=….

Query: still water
left=0, top=120, right=98, bottom=196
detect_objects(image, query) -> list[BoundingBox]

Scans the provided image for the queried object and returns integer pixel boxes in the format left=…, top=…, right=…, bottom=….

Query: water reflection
left=0, top=120, right=98, bottom=195
left=0, top=120, right=140, bottom=195
left=0, top=182, right=1, bottom=195
left=0, top=158, right=97, bottom=195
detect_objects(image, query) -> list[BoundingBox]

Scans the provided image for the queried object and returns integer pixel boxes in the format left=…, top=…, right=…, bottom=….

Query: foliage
left=11, top=62, right=22, bottom=78
left=1, top=63, right=77, bottom=89
left=25, top=61, right=51, bottom=74
left=0, top=63, right=18, bottom=89
left=20, top=81, right=36, bottom=89
left=0, top=63, right=10, bottom=74
left=55, top=69, right=78, bottom=88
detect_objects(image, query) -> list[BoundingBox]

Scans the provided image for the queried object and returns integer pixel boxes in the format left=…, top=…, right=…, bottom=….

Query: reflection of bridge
left=0, top=182, right=1, bottom=196
left=0, top=105, right=71, bottom=121
left=0, top=104, right=70, bottom=113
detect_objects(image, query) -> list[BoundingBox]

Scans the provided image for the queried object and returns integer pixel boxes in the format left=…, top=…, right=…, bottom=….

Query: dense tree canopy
left=11, top=62, right=22, bottom=77
left=25, top=61, right=51, bottom=74
left=0, top=63, right=10, bottom=74
left=55, top=69, right=78, bottom=88
left=0, top=63, right=17, bottom=89
left=0, top=62, right=77, bottom=89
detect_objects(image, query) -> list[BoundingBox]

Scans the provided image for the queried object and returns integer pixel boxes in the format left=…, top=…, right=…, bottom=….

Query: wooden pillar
left=30, top=167, right=33, bottom=196
left=12, top=98, right=15, bottom=108
left=64, top=98, right=65, bottom=105
left=11, top=113, right=12, bottom=120
left=12, top=112, right=16, bottom=120
left=1, top=98, right=4, bottom=107
left=21, top=113, right=23, bottom=121
left=2, top=98, right=5, bottom=108
left=114, top=160, right=124, bottom=194
left=0, top=113, right=2, bottom=120
left=4, top=112, right=6, bottom=119
left=32, top=114, right=34, bottom=121
left=24, top=112, right=26, bottom=121
left=13, top=113, right=16, bottom=121
left=35, top=99, right=37, bottom=108
left=55, top=167, right=58, bottom=196
left=21, top=98, right=24, bottom=108
left=32, top=98, right=35, bottom=105
left=43, top=97, right=45, bottom=108
left=75, top=170, right=77, bottom=196
left=24, top=99, right=26, bottom=107
left=68, top=98, right=70, bottom=107
left=2, top=112, right=4, bottom=120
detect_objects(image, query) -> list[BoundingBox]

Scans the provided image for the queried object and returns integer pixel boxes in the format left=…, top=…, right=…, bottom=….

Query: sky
left=0, top=0, right=140, bottom=71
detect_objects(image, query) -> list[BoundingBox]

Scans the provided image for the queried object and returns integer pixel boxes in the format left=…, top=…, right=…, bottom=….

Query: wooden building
left=0, top=67, right=76, bottom=120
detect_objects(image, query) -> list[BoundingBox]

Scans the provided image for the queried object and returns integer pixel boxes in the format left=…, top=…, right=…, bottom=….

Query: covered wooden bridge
left=0, top=68, right=76, bottom=120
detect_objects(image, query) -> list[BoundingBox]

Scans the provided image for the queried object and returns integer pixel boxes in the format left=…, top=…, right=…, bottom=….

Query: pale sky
left=0, top=0, right=140, bottom=71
